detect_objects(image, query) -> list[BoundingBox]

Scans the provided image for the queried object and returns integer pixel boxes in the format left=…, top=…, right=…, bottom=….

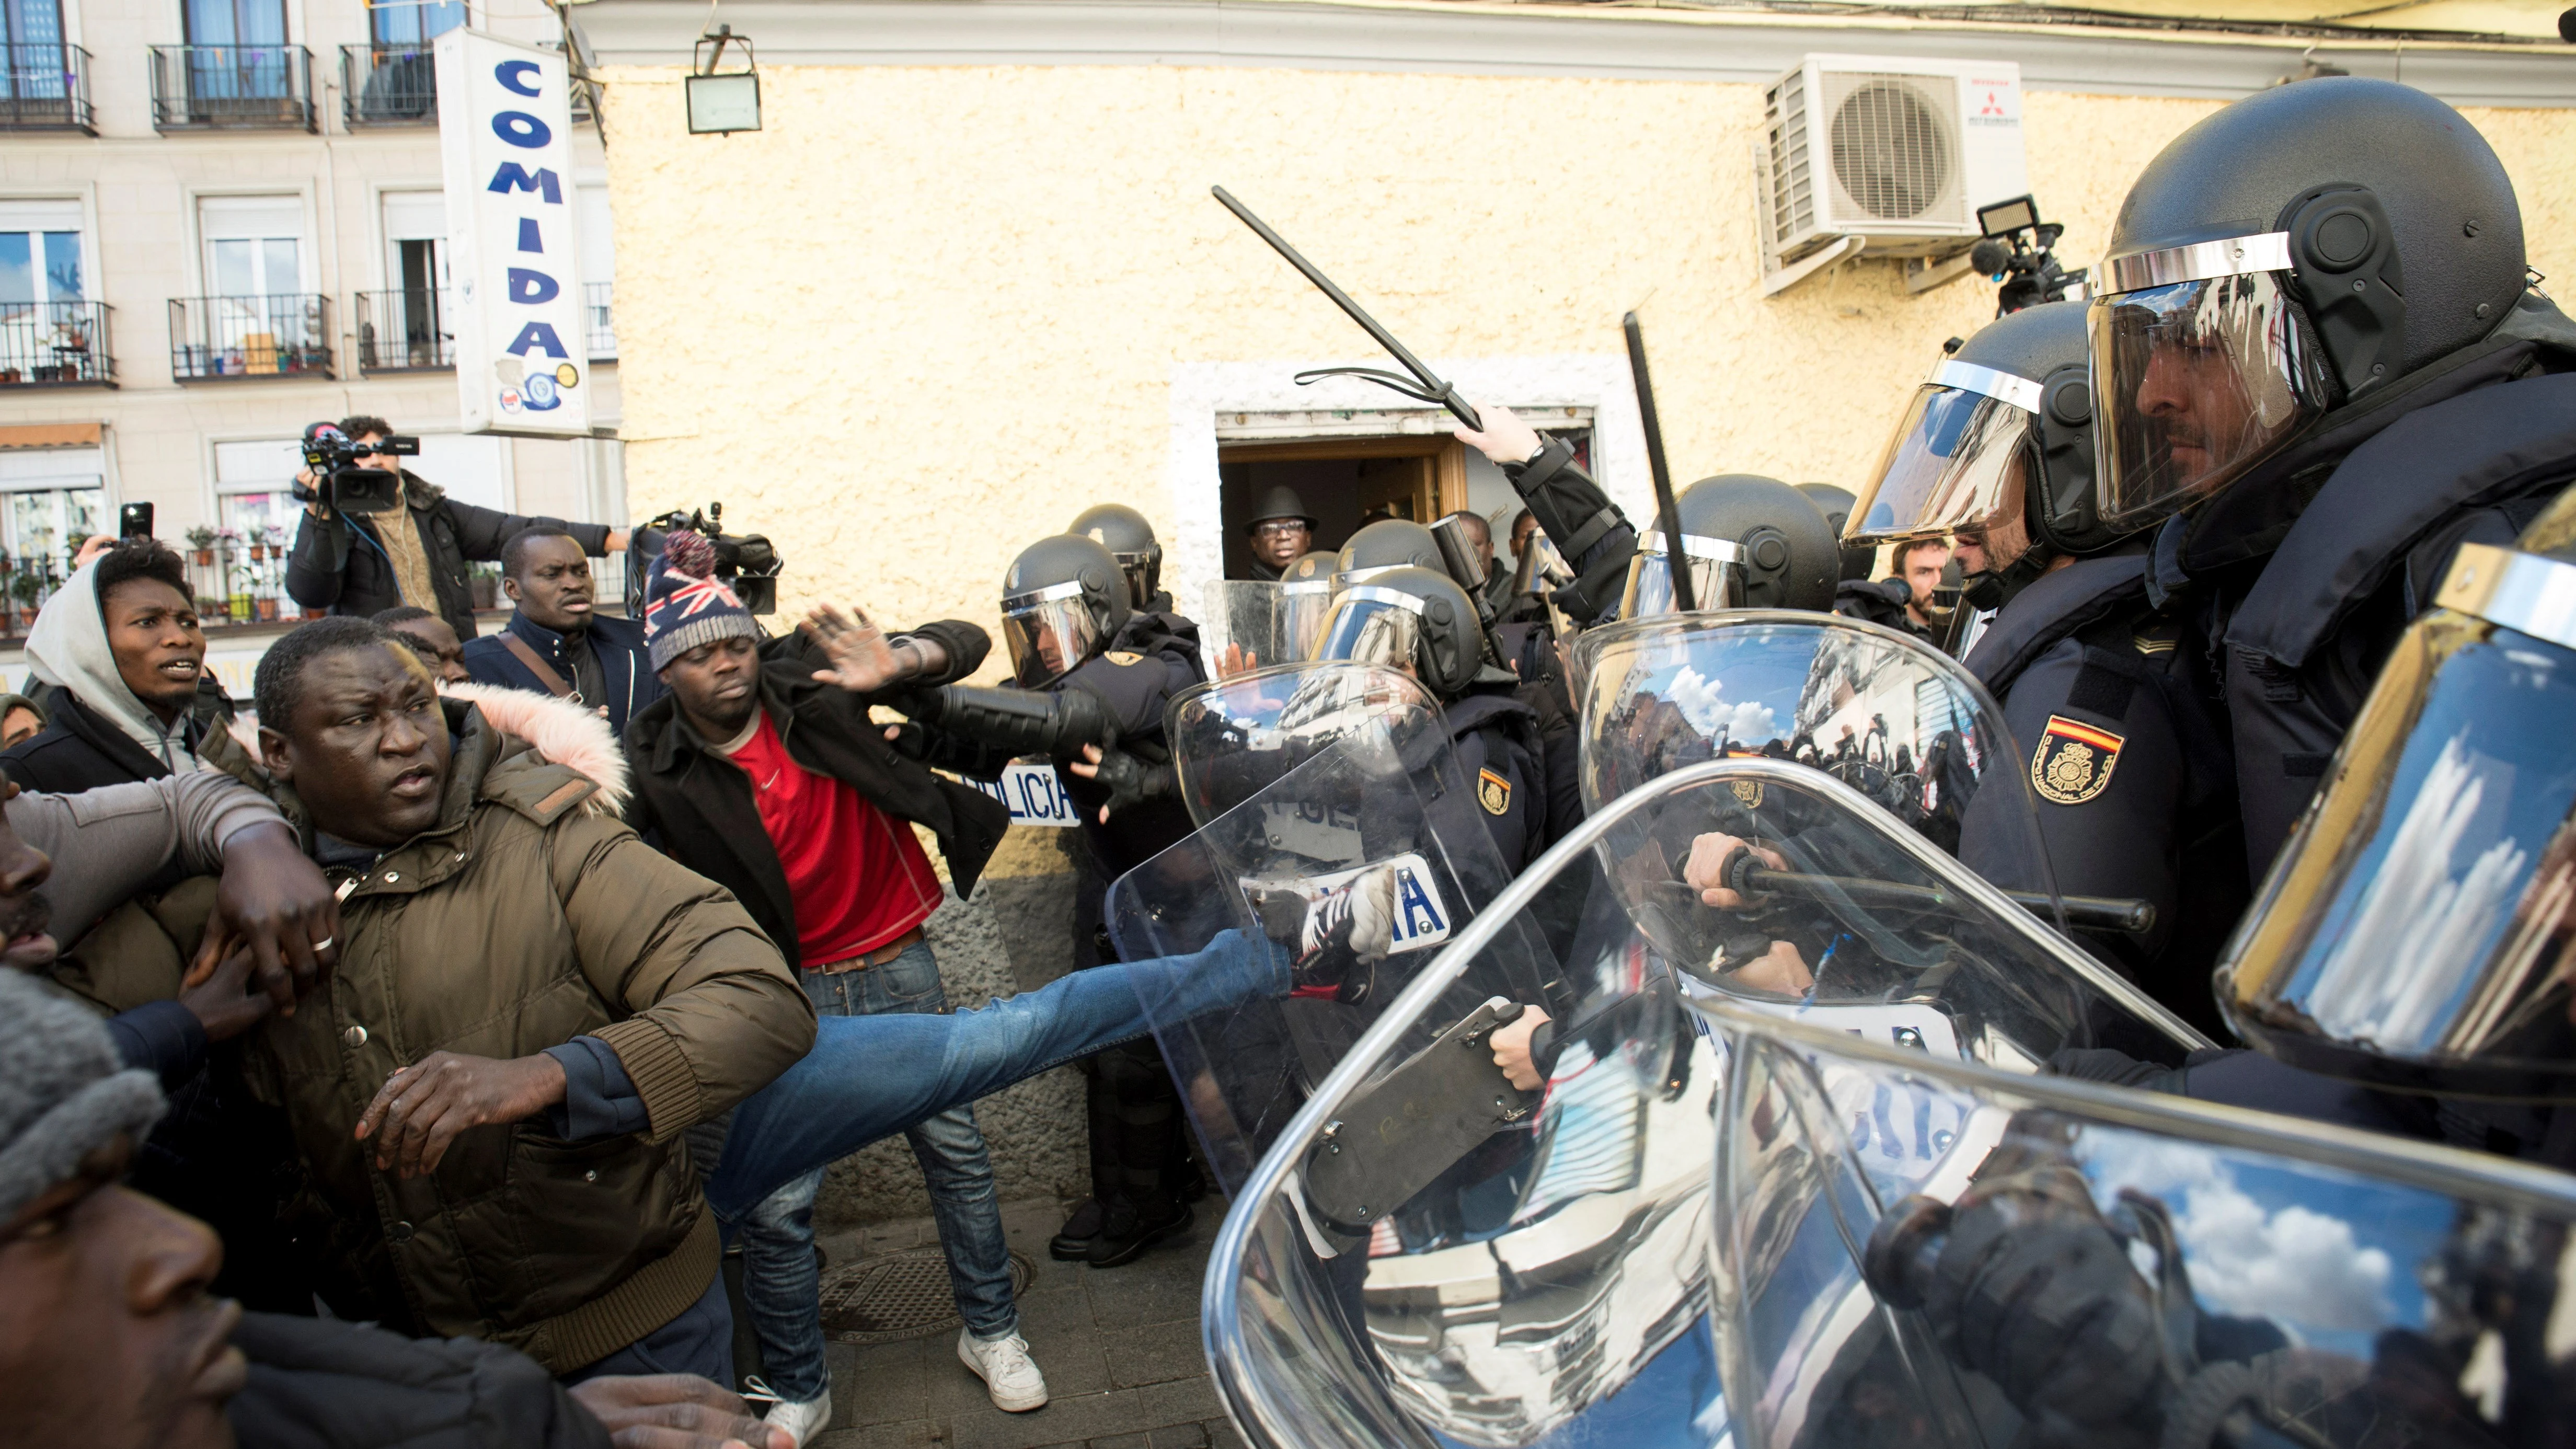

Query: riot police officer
left=1335, top=518, right=1445, bottom=586
left=1070, top=502, right=1176, bottom=614
left=1309, top=564, right=1573, bottom=871
left=992, top=533, right=1210, bottom=1266
left=2086, top=76, right=2576, bottom=882
left=1615, top=472, right=1840, bottom=618
left=1844, top=300, right=2245, bottom=1033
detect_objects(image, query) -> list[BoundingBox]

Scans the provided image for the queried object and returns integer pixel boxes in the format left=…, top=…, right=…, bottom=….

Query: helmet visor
left=1616, top=532, right=1743, bottom=619
left=1110, top=552, right=1157, bottom=611
left=1280, top=579, right=1334, bottom=660
left=2221, top=564, right=2576, bottom=1101
left=1312, top=587, right=1424, bottom=674
left=1845, top=371, right=2039, bottom=546
left=2088, top=265, right=2331, bottom=531
left=1000, top=581, right=1102, bottom=687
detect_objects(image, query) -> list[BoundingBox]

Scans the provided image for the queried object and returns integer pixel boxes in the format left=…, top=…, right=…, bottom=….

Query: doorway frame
left=1166, top=354, right=1646, bottom=622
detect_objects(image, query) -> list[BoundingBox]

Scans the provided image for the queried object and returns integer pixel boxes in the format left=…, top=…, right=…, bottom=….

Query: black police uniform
left=2180, top=347, right=2576, bottom=878
left=1960, top=549, right=2247, bottom=1039
left=1049, top=609, right=1209, bottom=1232
left=1442, top=684, right=1563, bottom=873
left=1831, top=578, right=1930, bottom=640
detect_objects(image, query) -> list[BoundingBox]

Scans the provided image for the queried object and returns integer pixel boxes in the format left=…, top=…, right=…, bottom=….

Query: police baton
left=1210, top=186, right=1484, bottom=432
left=1723, top=851, right=2155, bottom=936
left=1622, top=312, right=1696, bottom=613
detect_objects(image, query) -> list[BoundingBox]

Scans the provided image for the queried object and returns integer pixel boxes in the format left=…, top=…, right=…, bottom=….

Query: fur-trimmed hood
left=227, top=680, right=630, bottom=818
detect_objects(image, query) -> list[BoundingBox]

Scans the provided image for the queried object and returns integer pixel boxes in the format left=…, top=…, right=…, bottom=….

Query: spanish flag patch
left=2031, top=716, right=2124, bottom=805
left=1477, top=768, right=1512, bottom=816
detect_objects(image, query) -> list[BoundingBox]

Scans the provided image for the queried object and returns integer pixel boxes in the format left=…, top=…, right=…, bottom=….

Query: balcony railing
left=169, top=294, right=331, bottom=381
left=0, top=302, right=113, bottom=387
left=355, top=288, right=452, bottom=372
left=585, top=281, right=616, bottom=360
left=149, top=44, right=316, bottom=131
left=342, top=42, right=434, bottom=125
left=0, top=43, right=94, bottom=132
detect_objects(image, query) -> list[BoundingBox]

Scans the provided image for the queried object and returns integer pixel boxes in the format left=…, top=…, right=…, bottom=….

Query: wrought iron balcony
left=355, top=289, right=453, bottom=372
left=169, top=294, right=332, bottom=381
left=342, top=42, right=434, bottom=125
left=0, top=302, right=114, bottom=387
left=585, top=281, right=616, bottom=361
left=0, top=43, right=95, bottom=132
left=149, top=44, right=316, bottom=132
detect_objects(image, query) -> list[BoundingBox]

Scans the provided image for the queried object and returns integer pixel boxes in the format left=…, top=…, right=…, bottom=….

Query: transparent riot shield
left=1165, top=661, right=1443, bottom=828
left=1571, top=611, right=2065, bottom=926
left=1189, top=756, right=2207, bottom=1449
left=1702, top=993, right=2576, bottom=1449
left=1201, top=579, right=1337, bottom=681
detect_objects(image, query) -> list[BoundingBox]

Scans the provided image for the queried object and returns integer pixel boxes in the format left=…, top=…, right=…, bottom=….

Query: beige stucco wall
left=595, top=61, right=2575, bottom=660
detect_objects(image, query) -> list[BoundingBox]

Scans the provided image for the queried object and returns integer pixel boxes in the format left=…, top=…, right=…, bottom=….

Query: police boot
left=1053, top=1060, right=1124, bottom=1261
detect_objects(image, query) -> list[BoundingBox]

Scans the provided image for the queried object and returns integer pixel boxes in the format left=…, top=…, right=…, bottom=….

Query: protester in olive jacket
left=243, top=617, right=814, bottom=1380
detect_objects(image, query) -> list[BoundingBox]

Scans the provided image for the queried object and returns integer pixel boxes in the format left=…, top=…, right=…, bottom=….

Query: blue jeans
left=707, top=930, right=1283, bottom=1223
left=735, top=940, right=1015, bottom=1401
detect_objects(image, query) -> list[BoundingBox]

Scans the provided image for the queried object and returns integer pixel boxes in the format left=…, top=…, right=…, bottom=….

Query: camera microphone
left=1969, top=238, right=2012, bottom=278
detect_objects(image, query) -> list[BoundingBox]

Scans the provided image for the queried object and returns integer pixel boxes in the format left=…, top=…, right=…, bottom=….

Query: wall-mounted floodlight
left=686, top=25, right=759, bottom=134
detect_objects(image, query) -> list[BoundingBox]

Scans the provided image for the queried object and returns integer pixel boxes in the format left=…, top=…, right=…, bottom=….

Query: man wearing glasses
left=1234, top=486, right=1317, bottom=580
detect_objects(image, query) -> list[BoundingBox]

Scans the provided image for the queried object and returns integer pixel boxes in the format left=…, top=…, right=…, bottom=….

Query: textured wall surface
left=596, top=63, right=2572, bottom=658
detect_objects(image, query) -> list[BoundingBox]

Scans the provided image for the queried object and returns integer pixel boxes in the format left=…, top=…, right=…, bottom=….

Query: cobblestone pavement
left=810, top=1198, right=1240, bottom=1449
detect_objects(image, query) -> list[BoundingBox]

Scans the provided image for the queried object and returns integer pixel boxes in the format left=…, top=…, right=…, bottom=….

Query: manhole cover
left=817, top=1247, right=1038, bottom=1345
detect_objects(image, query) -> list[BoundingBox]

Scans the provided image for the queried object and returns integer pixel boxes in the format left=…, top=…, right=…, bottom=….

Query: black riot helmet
left=2217, top=492, right=2576, bottom=1104
left=1070, top=503, right=1163, bottom=610
left=2088, top=77, right=2528, bottom=533
left=1620, top=474, right=1838, bottom=618
left=1335, top=519, right=1443, bottom=590
left=1310, top=565, right=1504, bottom=700
left=1796, top=482, right=1876, bottom=582
left=1847, top=302, right=2115, bottom=611
left=999, top=533, right=1131, bottom=687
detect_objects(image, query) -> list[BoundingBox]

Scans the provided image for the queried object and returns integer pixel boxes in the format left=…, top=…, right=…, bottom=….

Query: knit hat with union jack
left=643, top=528, right=762, bottom=671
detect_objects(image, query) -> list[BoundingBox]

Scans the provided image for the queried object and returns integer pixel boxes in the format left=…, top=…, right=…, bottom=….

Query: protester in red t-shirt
left=621, top=534, right=1044, bottom=1446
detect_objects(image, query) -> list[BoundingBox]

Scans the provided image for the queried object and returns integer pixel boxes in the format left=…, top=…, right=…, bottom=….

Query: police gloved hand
left=1067, top=742, right=1175, bottom=823
left=1864, top=1163, right=2171, bottom=1444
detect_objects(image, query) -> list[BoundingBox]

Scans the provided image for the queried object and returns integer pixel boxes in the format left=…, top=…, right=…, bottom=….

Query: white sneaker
left=957, top=1327, right=1050, bottom=1412
left=761, top=1387, right=833, bottom=1447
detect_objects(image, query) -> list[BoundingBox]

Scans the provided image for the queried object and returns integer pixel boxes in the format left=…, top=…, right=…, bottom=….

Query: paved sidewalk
left=812, top=1198, right=1239, bottom=1449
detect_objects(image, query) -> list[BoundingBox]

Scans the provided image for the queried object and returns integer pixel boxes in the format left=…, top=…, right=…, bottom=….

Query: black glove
left=1502, top=438, right=1637, bottom=626
left=1084, top=745, right=1177, bottom=820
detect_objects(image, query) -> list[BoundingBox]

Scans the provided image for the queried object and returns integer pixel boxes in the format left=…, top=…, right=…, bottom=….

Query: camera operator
left=284, top=416, right=630, bottom=644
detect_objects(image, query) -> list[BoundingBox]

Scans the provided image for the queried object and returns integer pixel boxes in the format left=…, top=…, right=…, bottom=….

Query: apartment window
left=577, top=183, right=614, bottom=359
left=368, top=0, right=462, bottom=44
left=0, top=443, right=105, bottom=568
left=186, top=0, right=284, bottom=48
left=0, top=199, right=106, bottom=385
left=211, top=436, right=301, bottom=540
left=361, top=190, right=450, bottom=369
left=176, top=194, right=327, bottom=378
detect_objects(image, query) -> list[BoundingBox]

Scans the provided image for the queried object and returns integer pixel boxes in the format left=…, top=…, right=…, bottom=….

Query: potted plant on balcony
left=186, top=525, right=217, bottom=567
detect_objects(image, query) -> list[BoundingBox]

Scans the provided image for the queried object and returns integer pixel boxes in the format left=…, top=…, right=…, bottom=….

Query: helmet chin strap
left=1962, top=546, right=2056, bottom=613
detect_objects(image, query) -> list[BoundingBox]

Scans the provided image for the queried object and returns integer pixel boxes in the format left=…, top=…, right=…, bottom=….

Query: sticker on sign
left=1240, top=853, right=1454, bottom=955
left=963, top=761, right=1082, bottom=827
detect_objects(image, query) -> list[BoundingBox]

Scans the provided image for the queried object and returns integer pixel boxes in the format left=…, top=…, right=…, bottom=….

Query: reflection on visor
left=2222, top=607, right=2576, bottom=1099
left=2089, top=269, right=2330, bottom=530
left=1846, top=382, right=2037, bottom=545
left=1281, top=579, right=1333, bottom=660
left=1314, top=588, right=1425, bottom=674
left=1618, top=533, right=1744, bottom=619
left=1002, top=581, right=1101, bottom=687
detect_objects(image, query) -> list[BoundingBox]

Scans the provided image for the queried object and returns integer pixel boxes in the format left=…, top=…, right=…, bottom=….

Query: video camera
left=294, top=422, right=419, bottom=515
left=626, top=501, right=784, bottom=615
left=1966, top=196, right=2088, bottom=318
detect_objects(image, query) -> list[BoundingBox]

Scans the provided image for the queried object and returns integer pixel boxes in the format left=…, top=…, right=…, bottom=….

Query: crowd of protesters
left=0, top=421, right=1339, bottom=1449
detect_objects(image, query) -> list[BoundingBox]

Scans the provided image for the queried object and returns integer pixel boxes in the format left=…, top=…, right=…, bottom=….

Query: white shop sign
left=435, top=29, right=591, bottom=438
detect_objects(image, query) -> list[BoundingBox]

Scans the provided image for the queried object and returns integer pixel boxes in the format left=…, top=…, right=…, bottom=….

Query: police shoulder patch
left=2030, top=715, right=2124, bottom=805
left=1104, top=650, right=1143, bottom=666
left=1477, top=767, right=1511, bottom=816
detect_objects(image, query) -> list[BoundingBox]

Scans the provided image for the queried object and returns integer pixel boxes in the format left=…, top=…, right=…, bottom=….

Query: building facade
left=573, top=0, right=2574, bottom=653
left=0, top=0, right=626, bottom=689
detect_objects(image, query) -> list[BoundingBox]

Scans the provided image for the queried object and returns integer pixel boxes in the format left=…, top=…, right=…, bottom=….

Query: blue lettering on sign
left=505, top=321, right=570, bottom=358
left=496, top=59, right=542, bottom=97
left=517, top=217, right=543, bottom=252
left=492, top=110, right=552, bottom=148
left=1396, top=866, right=1446, bottom=939
left=964, top=763, right=1080, bottom=827
left=508, top=268, right=560, bottom=304
left=487, top=164, right=564, bottom=203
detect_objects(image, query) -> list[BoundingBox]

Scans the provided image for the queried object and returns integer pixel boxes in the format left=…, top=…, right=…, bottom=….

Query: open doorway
left=1214, top=419, right=1594, bottom=582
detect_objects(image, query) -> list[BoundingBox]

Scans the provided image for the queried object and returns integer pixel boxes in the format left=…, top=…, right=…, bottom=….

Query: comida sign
left=434, top=30, right=590, bottom=438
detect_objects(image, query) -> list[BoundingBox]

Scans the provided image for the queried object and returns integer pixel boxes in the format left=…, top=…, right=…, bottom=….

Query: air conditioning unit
left=1758, top=55, right=2028, bottom=288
